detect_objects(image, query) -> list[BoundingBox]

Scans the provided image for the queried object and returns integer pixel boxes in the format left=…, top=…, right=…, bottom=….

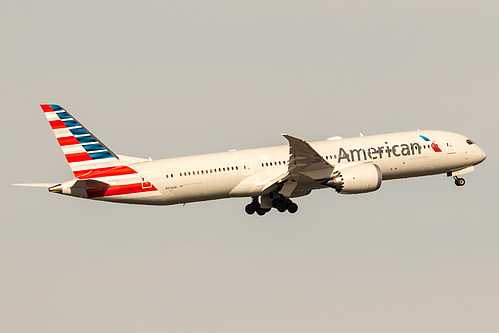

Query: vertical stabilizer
left=41, top=104, right=125, bottom=178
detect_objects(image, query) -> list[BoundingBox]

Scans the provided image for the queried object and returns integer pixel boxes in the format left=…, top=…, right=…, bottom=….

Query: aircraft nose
left=475, top=146, right=486, bottom=165
left=479, top=147, right=487, bottom=163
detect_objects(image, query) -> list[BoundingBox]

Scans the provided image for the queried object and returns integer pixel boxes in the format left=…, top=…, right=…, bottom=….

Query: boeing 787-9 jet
left=15, top=104, right=487, bottom=216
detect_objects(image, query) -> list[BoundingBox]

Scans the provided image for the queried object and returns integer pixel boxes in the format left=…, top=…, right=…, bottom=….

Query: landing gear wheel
left=287, top=202, right=298, bottom=214
left=256, top=208, right=270, bottom=216
left=272, top=197, right=287, bottom=213
left=277, top=201, right=287, bottom=213
left=454, top=178, right=465, bottom=186
left=245, top=204, right=256, bottom=215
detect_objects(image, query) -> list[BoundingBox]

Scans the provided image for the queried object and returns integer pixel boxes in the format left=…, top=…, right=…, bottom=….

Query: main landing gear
left=245, top=195, right=298, bottom=216
left=245, top=198, right=271, bottom=216
left=454, top=176, right=466, bottom=187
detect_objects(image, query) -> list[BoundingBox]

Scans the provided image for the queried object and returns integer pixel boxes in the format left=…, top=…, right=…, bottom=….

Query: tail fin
left=41, top=104, right=125, bottom=178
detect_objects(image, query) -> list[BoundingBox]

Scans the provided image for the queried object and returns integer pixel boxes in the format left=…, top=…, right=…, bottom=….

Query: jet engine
left=322, top=163, right=382, bottom=194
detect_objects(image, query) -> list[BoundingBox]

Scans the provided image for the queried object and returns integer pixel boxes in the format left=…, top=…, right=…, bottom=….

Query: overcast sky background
left=1, top=1, right=498, bottom=332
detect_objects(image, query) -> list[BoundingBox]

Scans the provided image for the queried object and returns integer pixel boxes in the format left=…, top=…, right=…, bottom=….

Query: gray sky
left=1, top=1, right=498, bottom=332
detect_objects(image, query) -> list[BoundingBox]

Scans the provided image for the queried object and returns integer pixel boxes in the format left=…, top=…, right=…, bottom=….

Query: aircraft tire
left=277, top=201, right=287, bottom=212
left=245, top=204, right=256, bottom=215
left=287, top=202, right=298, bottom=214
left=256, top=208, right=267, bottom=216
left=455, top=178, right=465, bottom=186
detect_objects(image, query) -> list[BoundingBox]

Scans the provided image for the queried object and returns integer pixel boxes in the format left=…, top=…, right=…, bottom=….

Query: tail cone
left=48, top=184, right=62, bottom=193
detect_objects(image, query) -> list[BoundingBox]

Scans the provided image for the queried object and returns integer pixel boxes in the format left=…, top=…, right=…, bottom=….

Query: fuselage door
left=140, top=172, right=152, bottom=188
left=444, top=137, right=456, bottom=154
left=242, top=160, right=253, bottom=177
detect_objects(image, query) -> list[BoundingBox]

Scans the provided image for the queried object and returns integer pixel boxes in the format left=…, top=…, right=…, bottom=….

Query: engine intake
left=323, top=163, right=382, bottom=194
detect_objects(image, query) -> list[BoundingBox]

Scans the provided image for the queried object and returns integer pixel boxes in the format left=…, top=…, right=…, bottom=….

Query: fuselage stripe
left=74, top=165, right=138, bottom=179
left=86, top=183, right=157, bottom=198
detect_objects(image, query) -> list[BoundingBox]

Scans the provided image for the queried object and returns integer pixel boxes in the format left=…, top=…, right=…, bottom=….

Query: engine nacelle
left=323, top=163, right=382, bottom=194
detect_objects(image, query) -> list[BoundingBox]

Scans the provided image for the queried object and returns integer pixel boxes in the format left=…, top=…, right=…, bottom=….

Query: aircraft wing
left=282, top=134, right=332, bottom=173
left=261, top=134, right=334, bottom=196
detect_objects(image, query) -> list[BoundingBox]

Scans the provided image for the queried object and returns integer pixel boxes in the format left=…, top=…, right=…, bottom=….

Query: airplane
left=15, top=104, right=487, bottom=215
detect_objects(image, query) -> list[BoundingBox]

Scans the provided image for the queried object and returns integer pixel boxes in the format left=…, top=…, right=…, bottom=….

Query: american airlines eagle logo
left=419, top=135, right=442, bottom=152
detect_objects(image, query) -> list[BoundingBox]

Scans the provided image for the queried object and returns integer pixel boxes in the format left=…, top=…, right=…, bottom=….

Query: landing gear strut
left=454, top=176, right=465, bottom=186
left=245, top=195, right=298, bottom=215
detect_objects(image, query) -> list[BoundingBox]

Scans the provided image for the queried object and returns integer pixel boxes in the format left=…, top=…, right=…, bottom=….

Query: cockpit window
left=466, top=139, right=475, bottom=145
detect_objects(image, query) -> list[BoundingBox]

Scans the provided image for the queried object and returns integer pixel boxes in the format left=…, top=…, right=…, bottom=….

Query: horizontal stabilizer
left=12, top=183, right=57, bottom=188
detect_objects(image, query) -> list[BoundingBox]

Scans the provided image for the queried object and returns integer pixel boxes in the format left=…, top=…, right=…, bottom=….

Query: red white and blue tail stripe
left=41, top=104, right=124, bottom=177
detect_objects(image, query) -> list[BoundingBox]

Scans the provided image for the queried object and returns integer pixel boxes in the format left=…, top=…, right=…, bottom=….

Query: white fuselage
left=89, top=130, right=485, bottom=205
